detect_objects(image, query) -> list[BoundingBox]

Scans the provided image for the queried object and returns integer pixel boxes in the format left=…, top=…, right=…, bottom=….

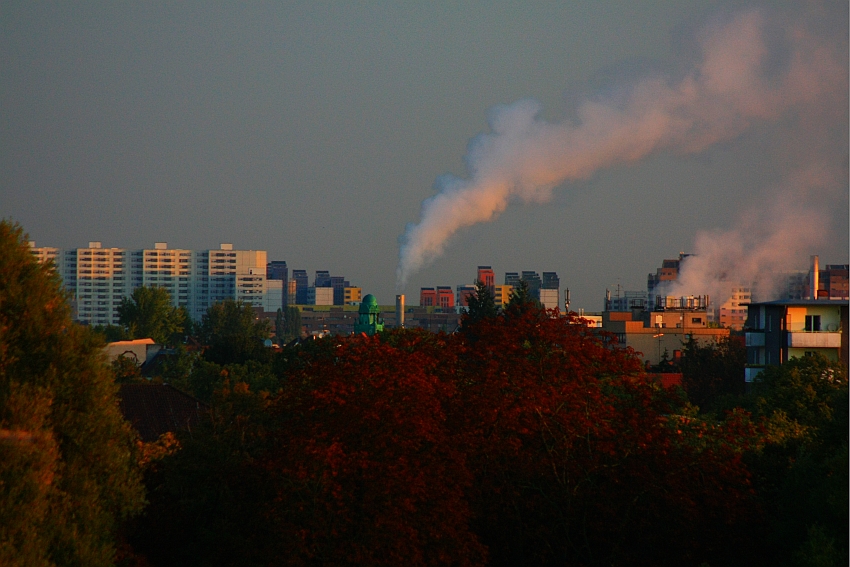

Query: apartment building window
left=805, top=315, right=821, bottom=332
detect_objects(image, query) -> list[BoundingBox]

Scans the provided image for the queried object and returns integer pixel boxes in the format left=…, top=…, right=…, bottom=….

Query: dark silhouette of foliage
left=286, top=305, right=302, bottom=339
left=680, top=334, right=746, bottom=410
left=742, top=355, right=849, bottom=566
left=199, top=299, right=271, bottom=365
left=93, top=323, right=131, bottom=343
left=463, top=280, right=499, bottom=326
left=133, top=311, right=770, bottom=566
left=503, top=278, right=542, bottom=321
left=448, top=309, right=760, bottom=566
left=128, top=381, right=277, bottom=567
left=111, top=355, right=144, bottom=384
left=0, top=220, right=145, bottom=566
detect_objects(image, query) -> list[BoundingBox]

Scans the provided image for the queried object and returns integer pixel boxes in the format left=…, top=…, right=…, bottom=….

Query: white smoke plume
left=663, top=162, right=847, bottom=304
left=396, top=6, right=847, bottom=289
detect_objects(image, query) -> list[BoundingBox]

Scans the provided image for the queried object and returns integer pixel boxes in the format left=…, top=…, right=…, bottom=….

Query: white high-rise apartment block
left=29, top=241, right=267, bottom=326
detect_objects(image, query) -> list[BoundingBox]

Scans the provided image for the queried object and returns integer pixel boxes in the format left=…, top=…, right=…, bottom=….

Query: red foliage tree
left=135, top=308, right=764, bottom=566
left=265, top=334, right=487, bottom=566
left=449, top=309, right=761, bottom=566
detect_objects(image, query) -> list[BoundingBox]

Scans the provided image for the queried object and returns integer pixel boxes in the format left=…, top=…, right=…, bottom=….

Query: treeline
left=1, top=220, right=847, bottom=566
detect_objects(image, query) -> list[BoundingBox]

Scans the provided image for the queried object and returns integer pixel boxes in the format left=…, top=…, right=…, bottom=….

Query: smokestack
left=396, top=294, right=405, bottom=328
left=810, top=255, right=819, bottom=300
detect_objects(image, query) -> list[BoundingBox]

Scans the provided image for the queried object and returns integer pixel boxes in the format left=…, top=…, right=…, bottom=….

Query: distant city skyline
left=3, top=2, right=847, bottom=311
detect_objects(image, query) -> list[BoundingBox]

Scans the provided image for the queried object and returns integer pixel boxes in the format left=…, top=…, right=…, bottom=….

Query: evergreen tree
left=465, top=281, right=498, bottom=322
left=503, top=279, right=541, bottom=320
left=285, top=305, right=301, bottom=339
left=0, top=220, right=145, bottom=566
left=274, top=308, right=285, bottom=344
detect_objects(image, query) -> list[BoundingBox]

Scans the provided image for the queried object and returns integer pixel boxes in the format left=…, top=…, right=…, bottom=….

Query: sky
left=2, top=1, right=847, bottom=310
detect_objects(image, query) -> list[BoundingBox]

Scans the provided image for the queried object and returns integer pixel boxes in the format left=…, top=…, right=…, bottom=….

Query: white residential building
left=29, top=241, right=267, bottom=326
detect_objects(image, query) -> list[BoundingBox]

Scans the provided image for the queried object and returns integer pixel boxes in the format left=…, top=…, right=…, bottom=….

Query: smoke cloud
left=396, top=6, right=847, bottom=290
left=663, top=162, right=847, bottom=303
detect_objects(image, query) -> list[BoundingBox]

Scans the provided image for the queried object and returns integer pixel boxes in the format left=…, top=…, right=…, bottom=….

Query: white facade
left=29, top=241, right=267, bottom=325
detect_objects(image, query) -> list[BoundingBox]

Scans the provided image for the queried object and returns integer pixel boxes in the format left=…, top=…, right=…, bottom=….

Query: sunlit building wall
left=493, top=285, right=513, bottom=307
left=344, top=287, right=362, bottom=304
left=30, top=241, right=267, bottom=325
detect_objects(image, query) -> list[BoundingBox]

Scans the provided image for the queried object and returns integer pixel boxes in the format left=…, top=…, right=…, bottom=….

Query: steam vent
left=354, top=294, right=384, bottom=336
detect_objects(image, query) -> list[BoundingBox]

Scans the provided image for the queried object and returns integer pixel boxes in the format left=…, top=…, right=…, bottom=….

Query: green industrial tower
left=354, top=294, right=384, bottom=336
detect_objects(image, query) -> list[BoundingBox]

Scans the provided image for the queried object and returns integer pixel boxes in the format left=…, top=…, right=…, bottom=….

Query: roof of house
left=109, top=338, right=156, bottom=346
left=118, top=384, right=208, bottom=442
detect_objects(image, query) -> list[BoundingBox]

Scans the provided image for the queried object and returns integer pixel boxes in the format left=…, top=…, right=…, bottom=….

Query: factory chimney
left=395, top=294, right=405, bottom=328
left=810, top=255, right=820, bottom=300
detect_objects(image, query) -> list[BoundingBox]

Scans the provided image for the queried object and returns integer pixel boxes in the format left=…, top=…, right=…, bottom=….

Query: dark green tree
left=284, top=305, right=301, bottom=339
left=680, top=334, right=746, bottom=410
left=117, top=285, right=186, bottom=345
left=503, top=279, right=541, bottom=320
left=745, top=355, right=849, bottom=566
left=274, top=308, right=285, bottom=344
left=0, top=220, right=145, bottom=566
left=199, top=300, right=271, bottom=365
left=464, top=280, right=498, bottom=327
left=93, top=324, right=131, bottom=343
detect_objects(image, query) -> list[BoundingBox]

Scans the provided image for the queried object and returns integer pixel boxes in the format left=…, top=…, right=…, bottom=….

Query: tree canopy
left=198, top=299, right=271, bottom=365
left=503, top=279, right=540, bottom=320
left=463, top=280, right=498, bottom=328
left=133, top=302, right=771, bottom=566
left=0, top=220, right=145, bottom=566
left=117, top=285, right=189, bottom=345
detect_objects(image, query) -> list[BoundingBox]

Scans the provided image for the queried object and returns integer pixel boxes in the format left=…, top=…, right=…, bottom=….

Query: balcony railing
left=787, top=331, right=842, bottom=348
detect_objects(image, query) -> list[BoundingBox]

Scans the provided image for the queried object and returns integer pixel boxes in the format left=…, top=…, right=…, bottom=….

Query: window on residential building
left=805, top=315, right=821, bottom=332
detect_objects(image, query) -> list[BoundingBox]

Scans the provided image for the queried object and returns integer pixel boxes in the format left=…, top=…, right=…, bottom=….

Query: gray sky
left=2, top=1, right=847, bottom=310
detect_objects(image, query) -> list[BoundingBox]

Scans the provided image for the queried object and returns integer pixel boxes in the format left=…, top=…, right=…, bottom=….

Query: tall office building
left=292, top=270, right=310, bottom=304
left=314, top=270, right=331, bottom=288
left=500, top=269, right=559, bottom=310
left=521, top=271, right=542, bottom=298
left=266, top=260, right=289, bottom=312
